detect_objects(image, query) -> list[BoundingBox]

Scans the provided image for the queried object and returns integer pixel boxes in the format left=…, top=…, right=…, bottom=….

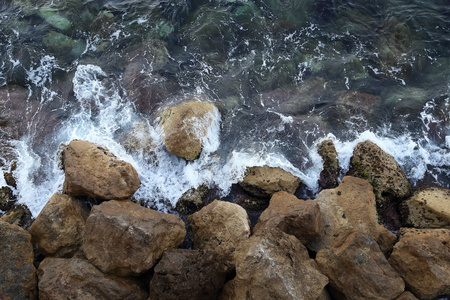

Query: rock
left=0, top=186, right=16, bottom=211
left=119, top=119, right=158, bottom=164
left=308, top=176, right=397, bottom=256
left=219, top=229, right=328, bottom=300
left=187, top=200, right=251, bottom=267
left=316, top=230, right=405, bottom=300
left=4, top=168, right=17, bottom=188
left=29, top=193, right=90, bottom=258
left=335, top=90, right=380, bottom=119
left=253, top=191, right=324, bottom=245
left=37, top=258, right=148, bottom=299
left=0, top=203, right=34, bottom=230
left=159, top=100, right=219, bottom=161
left=176, top=184, right=208, bottom=215
left=83, top=200, right=186, bottom=276
left=150, top=249, right=228, bottom=300
left=395, top=291, right=419, bottom=300
left=239, top=165, right=301, bottom=198
left=62, top=140, right=141, bottom=200
left=38, top=6, right=71, bottom=31
left=0, top=220, right=37, bottom=299
left=399, top=187, right=450, bottom=228
left=388, top=228, right=450, bottom=300
left=42, top=31, right=86, bottom=61
left=317, top=139, right=340, bottom=189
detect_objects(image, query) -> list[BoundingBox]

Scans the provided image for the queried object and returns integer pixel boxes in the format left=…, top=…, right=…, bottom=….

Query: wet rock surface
left=317, top=139, right=340, bottom=189
left=0, top=203, right=34, bottom=229
left=176, top=184, right=209, bottom=215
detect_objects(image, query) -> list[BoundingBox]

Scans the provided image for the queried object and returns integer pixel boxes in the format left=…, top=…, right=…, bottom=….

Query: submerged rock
left=317, top=139, right=340, bottom=189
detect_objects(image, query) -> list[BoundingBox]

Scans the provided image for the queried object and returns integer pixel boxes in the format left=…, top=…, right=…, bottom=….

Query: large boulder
left=62, top=140, right=141, bottom=200
left=316, top=230, right=405, bottom=300
left=219, top=229, right=329, bottom=300
left=0, top=220, right=37, bottom=299
left=83, top=200, right=186, bottom=276
left=37, top=258, right=148, bottom=299
left=29, top=193, right=90, bottom=258
left=388, top=228, right=450, bottom=300
left=317, top=139, right=340, bottom=189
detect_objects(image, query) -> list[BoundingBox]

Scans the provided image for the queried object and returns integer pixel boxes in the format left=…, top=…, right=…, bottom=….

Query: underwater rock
left=255, top=0, right=314, bottom=28
left=176, top=184, right=208, bottom=215
left=119, top=119, right=158, bottom=164
left=317, top=139, right=340, bottom=189
left=335, top=90, right=380, bottom=120
left=38, top=6, right=71, bottom=31
left=42, top=31, right=86, bottom=61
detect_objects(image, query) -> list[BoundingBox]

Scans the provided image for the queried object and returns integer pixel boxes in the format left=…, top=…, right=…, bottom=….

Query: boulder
left=399, top=187, right=450, bottom=228
left=0, top=185, right=16, bottom=211
left=253, top=191, right=324, bottom=245
left=176, top=184, right=208, bottom=215
left=388, top=228, right=450, bottom=300
left=317, top=139, right=340, bottom=189
left=0, top=203, right=34, bottom=229
left=29, top=193, right=90, bottom=258
left=83, top=200, right=185, bottom=276
left=316, top=230, right=405, bottom=300
left=239, top=165, right=301, bottom=198
left=37, top=258, right=148, bottom=299
left=395, top=291, right=419, bottom=300
left=119, top=119, right=158, bottom=163
left=219, top=229, right=328, bottom=300
left=150, top=249, right=228, bottom=300
left=62, top=140, right=141, bottom=200
left=0, top=220, right=37, bottom=299
left=159, top=100, right=219, bottom=161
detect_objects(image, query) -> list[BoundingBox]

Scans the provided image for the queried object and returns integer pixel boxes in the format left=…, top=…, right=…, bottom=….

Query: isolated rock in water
left=253, top=191, right=324, bottom=245
left=83, top=200, right=185, bottom=276
left=159, top=100, right=219, bottom=161
left=62, top=140, right=141, bottom=200
left=29, top=193, right=89, bottom=258
left=188, top=200, right=251, bottom=267
left=318, top=139, right=340, bottom=189
left=388, top=228, right=450, bottom=300
left=37, top=258, right=148, bottom=300
left=400, top=187, right=450, bottom=228
left=0, top=220, right=37, bottom=300
left=150, top=249, right=228, bottom=300
left=0, top=203, right=33, bottom=230
left=316, top=230, right=405, bottom=300
left=219, top=229, right=328, bottom=300
left=176, top=184, right=209, bottom=215
left=239, top=165, right=301, bottom=198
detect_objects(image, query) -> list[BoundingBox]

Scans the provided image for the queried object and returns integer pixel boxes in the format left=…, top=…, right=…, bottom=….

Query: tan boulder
left=62, top=140, right=141, bottom=200
left=388, top=228, right=450, bottom=300
left=395, top=291, right=419, bottom=300
left=317, top=139, right=340, bottom=189
left=29, top=193, right=89, bottom=258
left=83, top=200, right=186, bottom=276
left=0, top=203, right=33, bottom=229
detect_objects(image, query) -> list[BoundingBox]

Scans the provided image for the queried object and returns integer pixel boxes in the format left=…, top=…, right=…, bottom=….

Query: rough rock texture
left=388, top=228, right=450, bottom=300
left=219, top=229, right=329, bottom=300
left=62, top=140, right=141, bottom=200
left=83, top=200, right=186, bottom=276
left=119, top=119, right=158, bottom=164
left=308, top=176, right=397, bottom=256
left=239, top=165, right=301, bottom=198
left=0, top=185, right=16, bottom=211
left=187, top=200, right=251, bottom=267
left=159, top=100, right=219, bottom=161
left=150, top=249, right=228, bottom=300
left=318, top=139, right=340, bottom=189
left=395, top=291, right=419, bottom=300
left=316, top=230, right=405, bottom=300
left=253, top=191, right=324, bottom=245
left=400, top=187, right=450, bottom=228
left=176, top=184, right=208, bottom=215
left=0, top=203, right=34, bottom=229
left=0, top=220, right=37, bottom=299
left=29, top=193, right=90, bottom=258
left=37, top=258, right=148, bottom=300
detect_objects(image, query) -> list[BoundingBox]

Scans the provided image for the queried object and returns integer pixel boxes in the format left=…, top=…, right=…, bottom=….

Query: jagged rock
left=239, top=165, right=301, bottom=198
left=176, top=184, right=208, bottom=215
left=316, top=230, right=405, bottom=300
left=317, top=139, right=340, bottom=189
left=0, top=220, right=37, bottom=299
left=253, top=191, right=324, bottom=245
left=400, top=187, right=450, bottom=228
left=62, top=140, right=141, bottom=200
left=395, top=291, right=419, bottom=300
left=37, top=258, right=148, bottom=299
left=219, top=229, right=328, bottom=300
left=0, top=186, right=16, bottom=211
left=388, top=228, right=450, bottom=300
left=83, top=200, right=185, bottom=276
left=29, top=193, right=89, bottom=258
left=4, top=168, right=17, bottom=188
left=150, top=249, right=228, bottom=300
left=0, top=203, right=34, bottom=230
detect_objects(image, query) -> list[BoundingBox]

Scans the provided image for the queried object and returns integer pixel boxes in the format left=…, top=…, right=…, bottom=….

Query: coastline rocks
left=29, top=193, right=89, bottom=258
left=317, top=139, right=340, bottom=189
left=0, top=220, right=37, bottom=300
left=0, top=185, right=16, bottom=211
left=0, top=203, right=34, bottom=229
left=239, top=165, right=301, bottom=198
left=62, top=140, right=141, bottom=200
left=37, top=258, right=148, bottom=300
left=83, top=200, right=186, bottom=277
left=388, top=228, right=450, bottom=300
left=316, top=230, right=405, bottom=300
left=176, top=184, right=208, bottom=215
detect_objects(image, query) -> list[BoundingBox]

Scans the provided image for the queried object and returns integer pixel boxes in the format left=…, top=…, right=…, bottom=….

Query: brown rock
left=0, top=185, right=16, bottom=211
left=395, top=291, right=419, bottom=300
left=239, top=165, right=301, bottom=198
left=0, top=203, right=34, bottom=230
left=176, top=184, right=209, bottom=215
left=83, top=200, right=186, bottom=276
left=253, top=191, right=324, bottom=245
left=29, top=193, right=90, bottom=258
left=37, top=258, right=148, bottom=299
left=219, top=229, right=329, bottom=300
left=388, top=228, right=450, bottom=300
left=318, top=139, right=340, bottom=189
left=0, top=220, right=37, bottom=299
left=62, top=140, right=141, bottom=200
left=316, top=230, right=405, bottom=300
left=150, top=249, right=228, bottom=300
